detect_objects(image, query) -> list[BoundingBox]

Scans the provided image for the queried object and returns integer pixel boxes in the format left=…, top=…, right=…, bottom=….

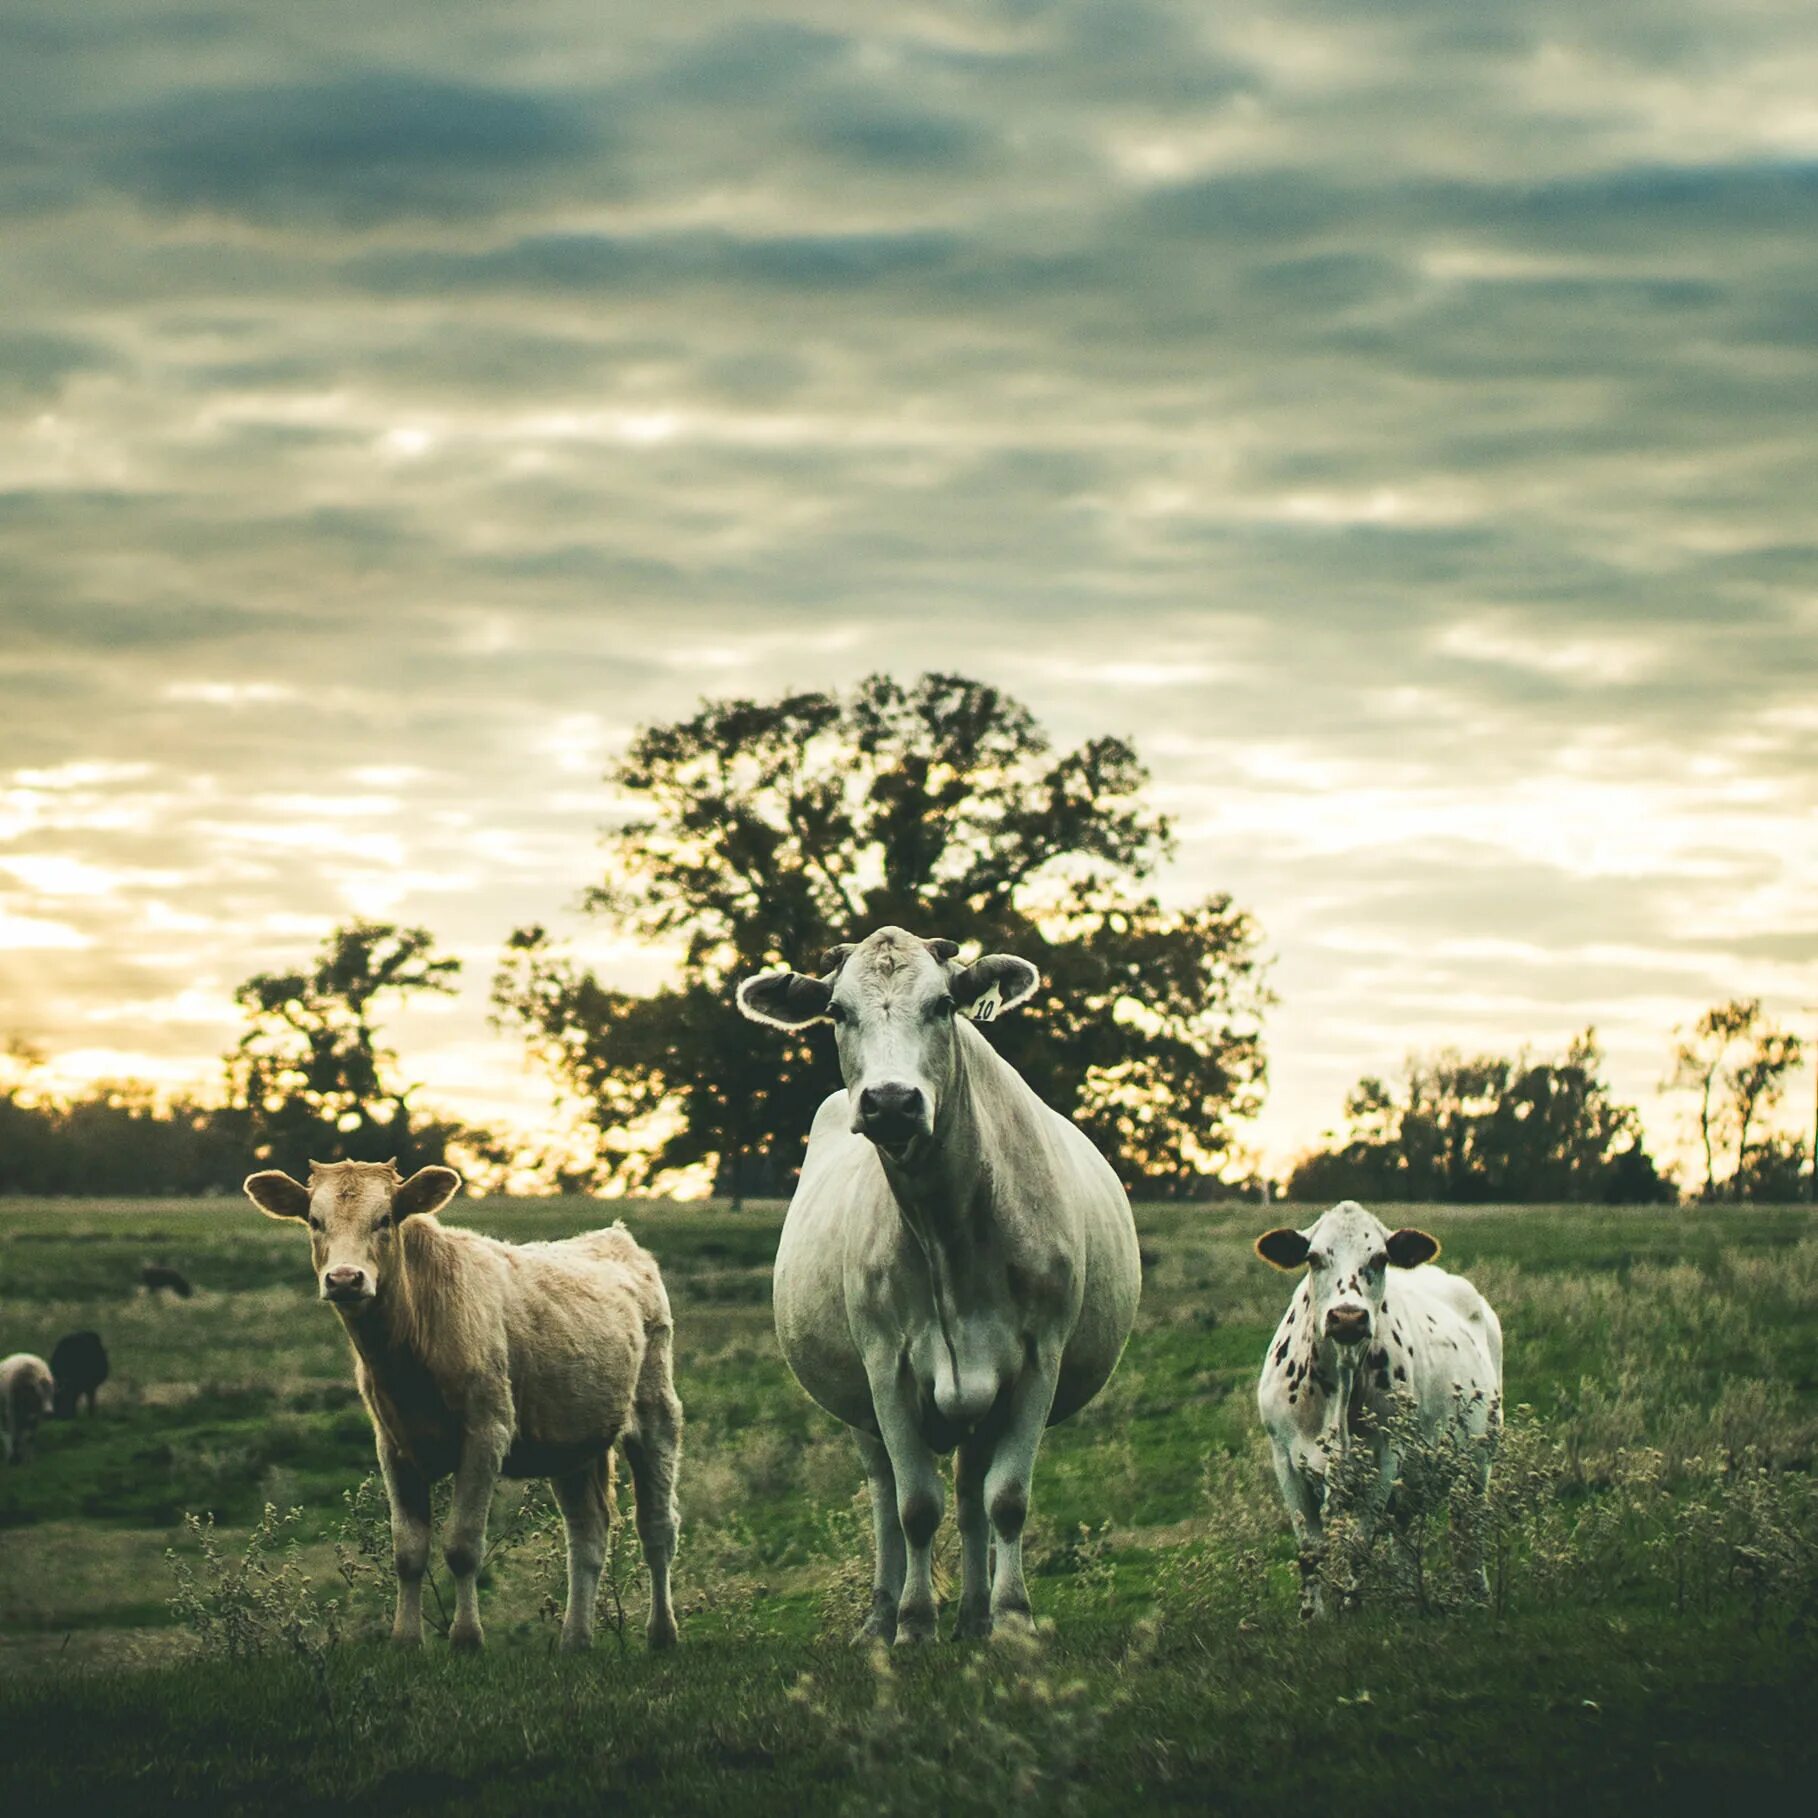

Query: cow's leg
left=443, top=1419, right=509, bottom=1651
left=551, top=1458, right=611, bottom=1652
left=623, top=1377, right=683, bottom=1650
left=952, top=1435, right=994, bottom=1641
left=854, top=1430, right=905, bottom=1644
left=1271, top=1444, right=1325, bottom=1619
left=981, top=1358, right=1061, bottom=1638
left=377, top=1436, right=432, bottom=1646
left=1456, top=1420, right=1496, bottom=1600
left=867, top=1376, right=945, bottom=1645
left=1338, top=1439, right=1397, bottom=1615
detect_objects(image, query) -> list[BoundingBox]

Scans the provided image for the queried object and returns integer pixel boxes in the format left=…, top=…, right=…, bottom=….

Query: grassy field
left=1, top=1194, right=1814, bottom=1816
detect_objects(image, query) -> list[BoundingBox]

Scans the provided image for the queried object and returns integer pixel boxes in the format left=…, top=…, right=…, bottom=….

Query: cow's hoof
left=647, top=1615, right=679, bottom=1652
left=390, top=1627, right=424, bottom=1649
left=989, top=1606, right=1038, bottom=1644
left=951, top=1602, right=993, bottom=1641
left=893, top=1606, right=939, bottom=1646
left=853, top=1589, right=897, bottom=1646
left=449, top=1624, right=485, bottom=1653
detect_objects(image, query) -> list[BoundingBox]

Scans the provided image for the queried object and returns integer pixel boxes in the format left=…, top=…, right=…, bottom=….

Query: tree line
left=1, top=673, right=1808, bottom=1203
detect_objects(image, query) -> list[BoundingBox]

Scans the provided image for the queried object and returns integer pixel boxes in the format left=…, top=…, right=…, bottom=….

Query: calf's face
left=243, top=1160, right=461, bottom=1307
left=1255, top=1201, right=1439, bottom=1351
left=736, top=925, right=1039, bottom=1162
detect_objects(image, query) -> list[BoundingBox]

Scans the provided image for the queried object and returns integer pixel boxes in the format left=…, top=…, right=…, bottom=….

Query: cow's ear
left=822, top=943, right=857, bottom=975
left=737, top=969, right=834, bottom=1029
left=244, top=1171, right=310, bottom=1223
left=923, top=938, right=959, bottom=963
left=1254, top=1227, right=1311, bottom=1271
left=1386, top=1227, right=1440, bottom=1269
left=394, top=1166, right=462, bottom=1221
left=950, top=954, right=1039, bottom=1023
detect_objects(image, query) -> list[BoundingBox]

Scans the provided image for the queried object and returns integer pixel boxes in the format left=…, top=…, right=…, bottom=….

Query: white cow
left=1, top=1352, right=55, bottom=1465
left=1253, top=1200, right=1502, bottom=1616
left=738, top=927, right=1141, bottom=1643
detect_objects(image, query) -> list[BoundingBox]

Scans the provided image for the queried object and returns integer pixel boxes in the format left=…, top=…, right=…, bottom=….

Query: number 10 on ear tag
left=972, top=984, right=1002, bottom=1022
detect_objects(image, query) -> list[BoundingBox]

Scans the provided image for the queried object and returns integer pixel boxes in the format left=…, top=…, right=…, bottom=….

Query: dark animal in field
left=139, top=1263, right=193, bottom=1298
left=50, top=1331, right=109, bottom=1417
left=243, top=1159, right=683, bottom=1654
left=2, top=1353, right=56, bottom=1464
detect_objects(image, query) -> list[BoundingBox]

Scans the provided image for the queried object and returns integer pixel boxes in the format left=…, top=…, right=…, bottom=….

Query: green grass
left=2, top=1196, right=1814, bottom=1815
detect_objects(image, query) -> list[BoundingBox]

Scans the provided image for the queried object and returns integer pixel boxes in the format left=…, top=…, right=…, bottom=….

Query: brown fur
left=244, top=1161, right=682, bottom=1652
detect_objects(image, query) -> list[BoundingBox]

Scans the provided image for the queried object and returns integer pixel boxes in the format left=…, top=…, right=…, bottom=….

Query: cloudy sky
left=2, top=0, right=1814, bottom=1180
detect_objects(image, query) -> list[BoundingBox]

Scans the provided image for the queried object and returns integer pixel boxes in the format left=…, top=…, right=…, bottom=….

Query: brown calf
left=244, top=1160, right=682, bottom=1652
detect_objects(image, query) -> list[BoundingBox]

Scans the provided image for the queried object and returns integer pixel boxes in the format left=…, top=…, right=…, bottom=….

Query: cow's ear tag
left=969, top=983, right=1002, bottom=1023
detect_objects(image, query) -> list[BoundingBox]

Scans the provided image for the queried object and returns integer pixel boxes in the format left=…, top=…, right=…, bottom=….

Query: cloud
left=0, top=0, right=1813, bottom=1171
left=97, top=74, right=613, bottom=226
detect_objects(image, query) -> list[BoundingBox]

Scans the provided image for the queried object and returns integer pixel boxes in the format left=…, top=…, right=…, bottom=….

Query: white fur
left=740, top=926, right=1142, bottom=1643
left=1, top=1353, right=55, bottom=1466
left=1254, top=1201, right=1502, bottom=1617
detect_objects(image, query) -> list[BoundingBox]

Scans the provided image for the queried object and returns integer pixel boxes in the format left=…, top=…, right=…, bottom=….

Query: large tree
left=495, top=673, right=1269, bottom=1199
left=230, top=920, right=472, bottom=1178
left=1287, top=1031, right=1672, bottom=1205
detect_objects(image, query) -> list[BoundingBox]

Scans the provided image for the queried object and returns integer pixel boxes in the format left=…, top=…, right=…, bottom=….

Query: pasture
left=1, top=1195, right=1813, bottom=1816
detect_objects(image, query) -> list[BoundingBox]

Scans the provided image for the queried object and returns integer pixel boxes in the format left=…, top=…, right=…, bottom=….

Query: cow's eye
left=1306, top=1251, right=1326, bottom=1269
left=374, top=1218, right=391, bottom=1235
left=1368, top=1253, right=1387, bottom=1274
left=828, top=1002, right=849, bottom=1027
left=931, top=995, right=956, bottom=1020
left=307, top=1216, right=323, bottom=1233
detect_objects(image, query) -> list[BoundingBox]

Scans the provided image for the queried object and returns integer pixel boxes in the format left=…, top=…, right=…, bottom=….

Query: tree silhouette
left=495, top=673, right=1270, bottom=1200
left=230, top=920, right=468, bottom=1177
left=1289, top=1031, right=1670, bottom=1204
left=1669, top=999, right=1805, bottom=1200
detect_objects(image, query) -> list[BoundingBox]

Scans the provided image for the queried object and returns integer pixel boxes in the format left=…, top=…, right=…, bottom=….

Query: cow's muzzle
left=321, top=1267, right=373, bottom=1306
left=1325, top=1306, right=1369, bottom=1347
left=853, top=1082, right=932, bottom=1156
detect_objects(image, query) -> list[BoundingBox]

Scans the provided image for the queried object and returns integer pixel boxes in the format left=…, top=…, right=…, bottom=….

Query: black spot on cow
left=1274, top=1340, right=1289, bottom=1364
left=1394, top=1364, right=1408, bottom=1382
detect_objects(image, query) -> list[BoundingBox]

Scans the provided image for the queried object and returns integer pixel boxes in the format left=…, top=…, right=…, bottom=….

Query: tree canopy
left=1669, top=998, right=1805, bottom=1201
left=1287, top=1031, right=1672, bottom=1205
left=229, top=920, right=474, bottom=1180
left=495, top=673, right=1270, bottom=1199
left=0, top=922, right=482, bottom=1194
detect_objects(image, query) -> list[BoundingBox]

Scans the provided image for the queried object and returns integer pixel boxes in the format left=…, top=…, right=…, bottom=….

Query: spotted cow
left=1253, top=1200, right=1502, bottom=1616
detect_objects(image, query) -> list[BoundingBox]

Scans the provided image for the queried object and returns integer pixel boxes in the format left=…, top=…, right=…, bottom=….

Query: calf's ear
left=1254, top=1227, right=1312, bottom=1271
left=737, top=969, right=834, bottom=1029
left=1386, top=1227, right=1440, bottom=1268
left=244, top=1171, right=310, bottom=1222
left=950, top=954, right=1039, bottom=1023
left=394, top=1166, right=462, bottom=1221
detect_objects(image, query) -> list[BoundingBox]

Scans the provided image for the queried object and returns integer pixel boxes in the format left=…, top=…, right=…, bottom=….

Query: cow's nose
left=856, top=1082, right=928, bottom=1136
left=322, top=1266, right=367, bottom=1300
left=1325, top=1306, right=1369, bottom=1346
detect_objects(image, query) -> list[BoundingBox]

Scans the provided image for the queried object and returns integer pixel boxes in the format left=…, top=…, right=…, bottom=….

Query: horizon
left=2, top=2, right=1814, bottom=1181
